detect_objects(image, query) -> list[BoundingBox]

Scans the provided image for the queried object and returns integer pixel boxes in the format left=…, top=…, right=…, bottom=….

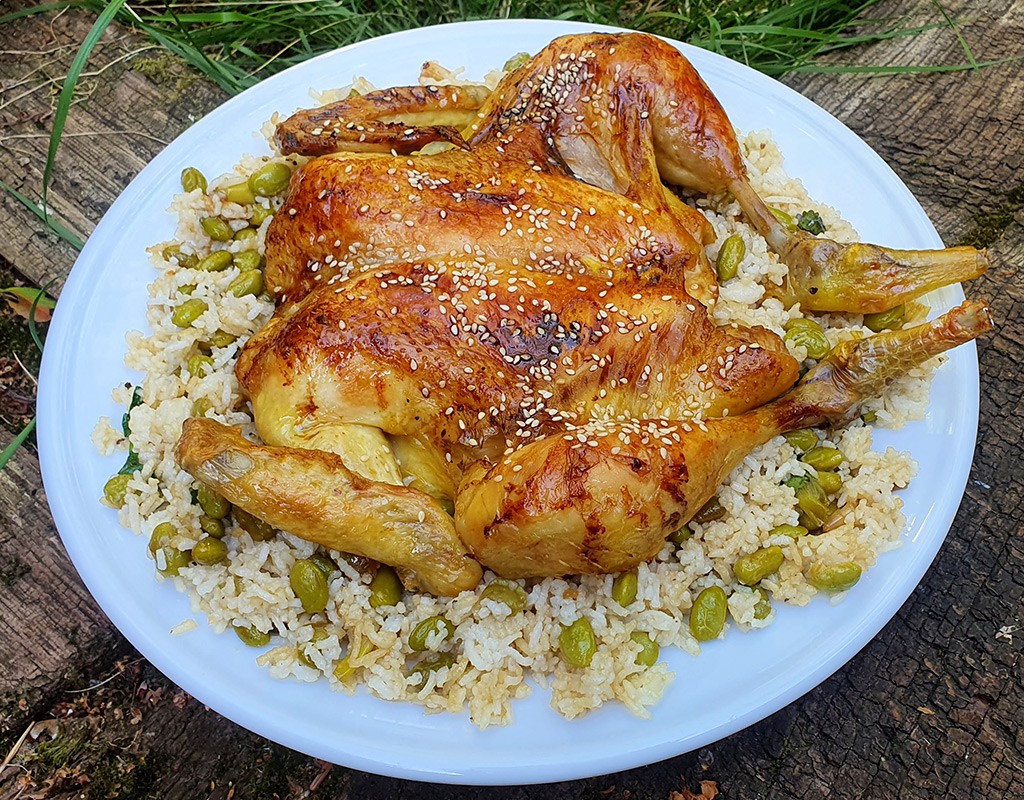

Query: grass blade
left=42, top=0, right=131, bottom=217
left=0, top=418, right=37, bottom=471
left=0, top=179, right=86, bottom=250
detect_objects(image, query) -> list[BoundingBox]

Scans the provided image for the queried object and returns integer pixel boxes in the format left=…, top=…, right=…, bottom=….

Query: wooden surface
left=1, top=1, right=1022, bottom=797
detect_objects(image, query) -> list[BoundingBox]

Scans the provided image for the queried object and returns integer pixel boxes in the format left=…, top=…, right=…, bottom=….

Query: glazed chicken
left=273, top=31, right=987, bottom=313
left=176, top=32, right=994, bottom=596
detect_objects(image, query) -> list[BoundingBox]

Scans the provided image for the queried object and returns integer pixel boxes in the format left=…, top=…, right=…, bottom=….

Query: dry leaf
left=669, top=780, right=718, bottom=800
left=1, top=287, right=54, bottom=323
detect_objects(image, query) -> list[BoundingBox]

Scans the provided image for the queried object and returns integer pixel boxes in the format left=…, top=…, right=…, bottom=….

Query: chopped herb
left=784, top=474, right=810, bottom=490
left=117, top=386, right=143, bottom=475
left=796, top=210, right=826, bottom=234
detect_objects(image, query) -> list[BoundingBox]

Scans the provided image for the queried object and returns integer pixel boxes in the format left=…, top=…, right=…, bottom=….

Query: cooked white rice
left=92, top=65, right=939, bottom=728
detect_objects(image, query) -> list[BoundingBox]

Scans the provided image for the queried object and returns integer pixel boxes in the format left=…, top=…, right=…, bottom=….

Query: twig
left=0, top=721, right=33, bottom=774
left=12, top=353, right=38, bottom=387
left=0, top=129, right=170, bottom=146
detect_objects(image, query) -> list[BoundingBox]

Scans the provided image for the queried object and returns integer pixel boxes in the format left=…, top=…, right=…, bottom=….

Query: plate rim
left=36, top=17, right=980, bottom=785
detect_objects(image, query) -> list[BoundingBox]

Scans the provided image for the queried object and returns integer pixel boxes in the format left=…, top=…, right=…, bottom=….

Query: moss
left=86, top=751, right=163, bottom=800
left=955, top=181, right=1024, bottom=249
left=30, top=726, right=86, bottom=770
left=131, top=52, right=200, bottom=105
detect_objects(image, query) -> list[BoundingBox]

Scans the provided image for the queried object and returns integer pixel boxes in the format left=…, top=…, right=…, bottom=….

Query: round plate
left=37, top=19, right=979, bottom=785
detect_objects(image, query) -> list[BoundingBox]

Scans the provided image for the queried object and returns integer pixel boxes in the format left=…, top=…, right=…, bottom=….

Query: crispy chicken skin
left=266, top=125, right=716, bottom=307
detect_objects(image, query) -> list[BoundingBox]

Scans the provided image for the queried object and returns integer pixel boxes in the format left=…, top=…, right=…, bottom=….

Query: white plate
left=37, top=19, right=979, bottom=785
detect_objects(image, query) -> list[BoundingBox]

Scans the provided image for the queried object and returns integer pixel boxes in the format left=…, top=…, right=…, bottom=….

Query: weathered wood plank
left=0, top=0, right=1021, bottom=797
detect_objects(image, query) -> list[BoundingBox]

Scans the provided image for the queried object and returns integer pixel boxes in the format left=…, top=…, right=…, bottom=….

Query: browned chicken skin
left=174, top=32, right=994, bottom=595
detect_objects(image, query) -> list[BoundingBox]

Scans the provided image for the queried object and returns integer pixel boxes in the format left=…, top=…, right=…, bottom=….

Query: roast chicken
left=175, top=32, right=993, bottom=596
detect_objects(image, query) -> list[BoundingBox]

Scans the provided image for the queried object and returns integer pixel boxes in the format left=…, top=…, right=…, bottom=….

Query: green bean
left=716, top=234, right=745, bottom=282
left=228, top=269, right=264, bottom=298
left=808, top=561, right=862, bottom=592
left=223, top=181, right=255, bottom=205
left=611, top=570, right=638, bottom=607
left=250, top=203, right=275, bottom=226
left=753, top=587, right=772, bottom=620
left=409, top=615, right=455, bottom=651
left=668, top=525, right=693, bottom=545
left=770, top=524, right=809, bottom=539
left=233, top=507, right=276, bottom=541
left=817, top=471, right=844, bottom=496
left=201, top=216, right=234, bottom=242
left=630, top=631, right=659, bottom=667
left=192, top=537, right=228, bottom=565
left=733, top=546, right=785, bottom=586
left=180, top=167, right=207, bottom=193
left=783, top=428, right=818, bottom=452
left=800, top=446, right=844, bottom=471
left=409, top=652, right=456, bottom=682
left=103, top=473, right=131, bottom=507
left=198, top=515, right=225, bottom=539
left=233, top=624, right=271, bottom=647
left=290, top=559, right=329, bottom=614
left=784, top=321, right=831, bottom=360
left=248, top=162, right=292, bottom=197
left=231, top=250, right=264, bottom=272
left=559, top=616, right=597, bottom=668
left=863, top=304, right=905, bottom=333
left=196, top=484, right=229, bottom=519
left=368, top=565, right=402, bottom=608
left=186, top=354, right=214, bottom=378
left=197, top=250, right=233, bottom=272
left=306, top=552, right=337, bottom=578
left=171, top=298, right=208, bottom=328
left=480, top=579, right=528, bottom=613
left=689, top=585, right=727, bottom=642
left=792, top=476, right=836, bottom=530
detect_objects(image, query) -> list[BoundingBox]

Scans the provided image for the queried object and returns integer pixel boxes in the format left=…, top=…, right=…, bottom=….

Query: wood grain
left=0, top=0, right=1021, bottom=797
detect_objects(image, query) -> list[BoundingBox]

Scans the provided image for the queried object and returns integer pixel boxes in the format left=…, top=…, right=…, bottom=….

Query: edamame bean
left=191, top=397, right=213, bottom=417
left=793, top=476, right=835, bottom=530
left=611, top=570, right=638, bottom=607
left=206, top=330, right=237, bottom=349
left=233, top=624, right=271, bottom=647
left=250, top=203, right=274, bottom=226
left=408, top=615, right=455, bottom=651
left=290, top=559, right=329, bottom=614
left=103, top=473, right=131, bottom=507
left=180, top=167, right=207, bottom=193
left=861, top=410, right=878, bottom=424
left=231, top=250, right=263, bottom=272
left=808, top=561, right=862, bottom=592
left=693, top=496, right=726, bottom=524
left=228, top=269, right=264, bottom=298
left=333, top=641, right=372, bottom=681
left=198, top=515, right=225, bottom=538
left=783, top=428, right=818, bottom=452
left=233, top=507, right=276, bottom=541
left=197, top=484, right=230, bottom=519
left=149, top=521, right=177, bottom=553
left=864, top=304, right=905, bottom=333
left=409, top=652, right=456, bottom=682
left=733, top=546, right=785, bottom=586
left=197, top=250, right=233, bottom=272
left=784, top=322, right=831, bottom=360
left=369, top=565, right=402, bottom=608
left=171, top=298, right=208, bottom=328
left=298, top=624, right=331, bottom=668
left=306, top=553, right=337, bottom=578
left=768, top=206, right=795, bottom=228
left=192, top=537, right=228, bottom=565
left=668, top=525, right=693, bottom=545
left=800, top=446, right=844, bottom=471
left=162, top=244, right=197, bottom=268
left=248, top=162, right=292, bottom=197
left=689, top=585, right=727, bottom=641
left=559, top=616, right=597, bottom=668
left=186, top=353, right=214, bottom=378
left=716, top=234, right=745, bottom=282
left=503, top=52, right=531, bottom=71
left=769, top=524, right=809, bottom=539
left=753, top=587, right=772, bottom=620
left=201, top=216, right=234, bottom=242
left=817, top=471, right=844, bottom=495
left=232, top=226, right=257, bottom=243
left=630, top=631, right=659, bottom=667
left=223, top=181, right=255, bottom=205
left=480, top=579, right=528, bottom=613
